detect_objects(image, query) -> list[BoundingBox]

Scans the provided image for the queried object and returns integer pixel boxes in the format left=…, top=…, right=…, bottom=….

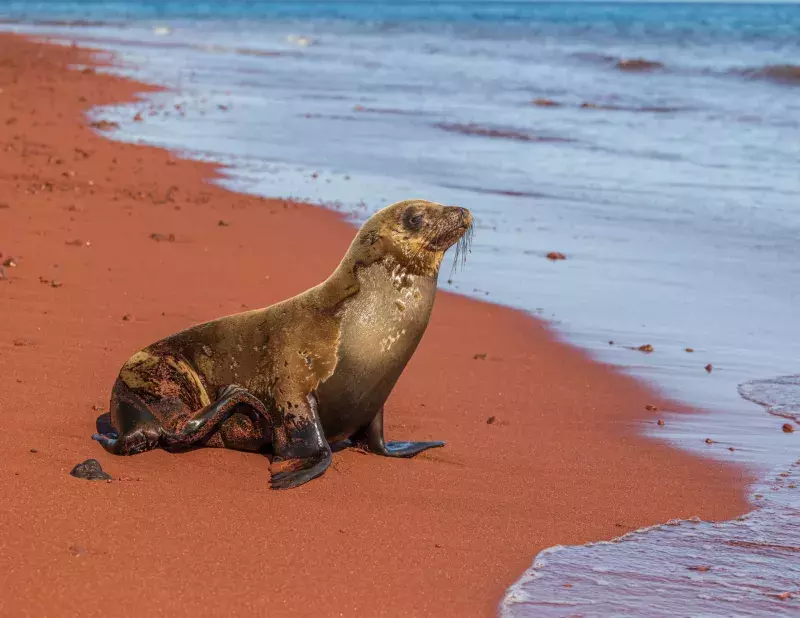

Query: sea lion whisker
left=449, top=221, right=473, bottom=276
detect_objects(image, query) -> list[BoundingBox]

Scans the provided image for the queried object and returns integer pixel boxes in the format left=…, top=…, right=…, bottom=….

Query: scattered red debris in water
left=616, top=58, right=665, bottom=72
left=90, top=120, right=119, bottom=131
left=531, top=98, right=561, bottom=107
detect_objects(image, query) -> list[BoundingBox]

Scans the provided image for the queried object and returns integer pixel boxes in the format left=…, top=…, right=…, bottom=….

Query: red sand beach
left=0, top=35, right=748, bottom=617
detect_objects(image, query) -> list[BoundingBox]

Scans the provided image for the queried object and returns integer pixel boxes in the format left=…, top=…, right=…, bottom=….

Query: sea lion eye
left=405, top=211, right=424, bottom=230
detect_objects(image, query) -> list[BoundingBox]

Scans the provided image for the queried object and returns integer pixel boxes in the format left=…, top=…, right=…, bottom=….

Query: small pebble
left=688, top=566, right=710, bottom=572
left=486, top=416, right=496, bottom=425
left=657, top=419, right=665, bottom=426
left=638, top=344, right=654, bottom=353
left=150, top=232, right=176, bottom=242
left=218, top=219, right=231, bottom=227
left=782, top=423, right=795, bottom=433
left=645, top=404, right=658, bottom=411
left=546, top=251, right=566, bottom=261
left=70, top=459, right=112, bottom=481
left=473, top=353, right=487, bottom=360
left=705, top=438, right=714, bottom=444
left=68, top=544, right=89, bottom=557
left=122, top=314, right=132, bottom=321
left=29, top=448, right=38, bottom=453
left=705, top=364, right=713, bottom=373
left=685, top=347, right=694, bottom=353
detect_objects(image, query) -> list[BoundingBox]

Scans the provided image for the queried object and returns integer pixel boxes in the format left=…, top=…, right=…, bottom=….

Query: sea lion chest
left=316, top=263, right=436, bottom=442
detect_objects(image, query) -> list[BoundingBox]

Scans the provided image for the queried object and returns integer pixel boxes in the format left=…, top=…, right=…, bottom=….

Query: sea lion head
left=354, top=199, right=473, bottom=277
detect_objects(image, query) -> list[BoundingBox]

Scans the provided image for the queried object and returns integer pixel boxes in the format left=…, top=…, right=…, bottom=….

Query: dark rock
left=70, top=459, right=112, bottom=481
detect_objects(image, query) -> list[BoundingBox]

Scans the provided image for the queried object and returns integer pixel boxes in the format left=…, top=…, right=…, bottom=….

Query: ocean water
left=2, top=2, right=799, bottom=615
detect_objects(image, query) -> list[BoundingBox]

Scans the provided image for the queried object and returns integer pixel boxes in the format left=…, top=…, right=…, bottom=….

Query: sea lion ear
left=358, top=229, right=387, bottom=264
left=362, top=230, right=382, bottom=246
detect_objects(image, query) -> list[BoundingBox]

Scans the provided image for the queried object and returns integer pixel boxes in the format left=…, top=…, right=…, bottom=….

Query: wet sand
left=0, top=34, right=749, bottom=617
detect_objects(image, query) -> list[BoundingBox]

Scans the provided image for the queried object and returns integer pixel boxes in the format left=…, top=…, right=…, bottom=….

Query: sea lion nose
left=458, top=207, right=472, bottom=226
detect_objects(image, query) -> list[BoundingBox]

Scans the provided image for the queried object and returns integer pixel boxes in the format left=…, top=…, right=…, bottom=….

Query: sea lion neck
left=308, top=217, right=445, bottom=313
left=329, top=251, right=438, bottom=292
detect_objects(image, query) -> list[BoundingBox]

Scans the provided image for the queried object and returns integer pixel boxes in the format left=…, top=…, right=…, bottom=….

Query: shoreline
left=0, top=34, right=749, bottom=617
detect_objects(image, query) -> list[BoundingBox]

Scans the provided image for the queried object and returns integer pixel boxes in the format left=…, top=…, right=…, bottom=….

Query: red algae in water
left=736, top=65, right=800, bottom=86
left=616, top=58, right=665, bottom=72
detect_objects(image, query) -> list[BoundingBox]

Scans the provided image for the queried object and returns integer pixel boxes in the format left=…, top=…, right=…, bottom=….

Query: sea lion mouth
left=427, top=207, right=473, bottom=272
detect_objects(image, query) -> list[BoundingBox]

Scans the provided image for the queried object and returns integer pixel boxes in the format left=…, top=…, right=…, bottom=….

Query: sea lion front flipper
left=351, top=407, right=445, bottom=458
left=269, top=392, right=332, bottom=490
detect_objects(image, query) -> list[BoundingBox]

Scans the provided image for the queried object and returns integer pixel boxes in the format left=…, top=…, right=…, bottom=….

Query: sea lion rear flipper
left=351, top=406, right=445, bottom=458
left=270, top=391, right=331, bottom=490
left=94, top=383, right=270, bottom=455
left=160, top=384, right=271, bottom=450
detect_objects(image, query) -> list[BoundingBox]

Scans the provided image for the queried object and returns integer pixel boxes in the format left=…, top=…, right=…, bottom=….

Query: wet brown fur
left=101, top=200, right=472, bottom=486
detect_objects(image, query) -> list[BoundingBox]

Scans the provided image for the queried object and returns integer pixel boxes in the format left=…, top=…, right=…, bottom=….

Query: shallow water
left=504, top=375, right=800, bottom=616
left=2, top=1, right=799, bottom=614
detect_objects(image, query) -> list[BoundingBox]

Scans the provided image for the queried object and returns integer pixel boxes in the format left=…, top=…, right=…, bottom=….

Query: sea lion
left=93, top=199, right=473, bottom=489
